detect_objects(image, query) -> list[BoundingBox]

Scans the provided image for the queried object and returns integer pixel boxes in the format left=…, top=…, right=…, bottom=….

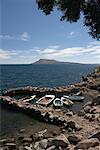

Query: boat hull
left=36, top=95, right=55, bottom=107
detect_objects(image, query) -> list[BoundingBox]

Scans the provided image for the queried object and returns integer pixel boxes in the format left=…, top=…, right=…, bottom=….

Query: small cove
left=0, top=64, right=96, bottom=136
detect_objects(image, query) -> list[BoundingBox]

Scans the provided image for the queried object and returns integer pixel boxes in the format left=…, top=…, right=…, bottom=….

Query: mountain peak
left=33, top=59, right=60, bottom=64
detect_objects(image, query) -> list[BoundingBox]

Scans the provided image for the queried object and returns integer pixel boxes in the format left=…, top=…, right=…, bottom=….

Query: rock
left=66, top=121, right=82, bottom=131
left=67, top=127, right=73, bottom=132
left=34, top=129, right=47, bottom=141
left=18, top=146, right=25, bottom=150
left=78, top=110, right=85, bottom=116
left=49, top=134, right=69, bottom=148
left=46, top=145, right=56, bottom=150
left=75, top=138, right=99, bottom=150
left=66, top=111, right=73, bottom=116
left=47, top=138, right=54, bottom=147
left=1, top=138, right=14, bottom=144
left=91, top=106, right=100, bottom=114
left=41, top=112, right=46, bottom=117
left=75, top=124, right=82, bottom=131
left=92, top=95, right=100, bottom=105
left=67, top=134, right=82, bottom=145
left=39, top=139, right=48, bottom=149
left=61, top=128, right=66, bottom=133
left=34, top=141, right=41, bottom=150
left=84, top=105, right=92, bottom=113
left=49, top=114, right=54, bottom=121
left=89, top=131, right=100, bottom=141
left=52, top=130, right=59, bottom=136
left=57, top=116, right=66, bottom=125
left=23, top=138, right=32, bottom=143
left=66, top=121, right=76, bottom=130
left=88, top=146, right=100, bottom=150
left=24, top=146, right=33, bottom=150
left=0, top=147, right=4, bottom=150
left=5, top=143, right=16, bottom=150
left=84, top=113, right=92, bottom=119
left=38, top=129, right=47, bottom=135
left=19, top=128, right=26, bottom=133
left=0, top=139, right=8, bottom=145
left=94, top=113, right=100, bottom=120
left=87, top=113, right=99, bottom=121
left=83, top=101, right=92, bottom=108
left=18, top=136, right=24, bottom=141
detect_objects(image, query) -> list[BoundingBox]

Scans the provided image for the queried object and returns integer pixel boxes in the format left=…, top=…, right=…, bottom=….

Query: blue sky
left=0, top=0, right=100, bottom=64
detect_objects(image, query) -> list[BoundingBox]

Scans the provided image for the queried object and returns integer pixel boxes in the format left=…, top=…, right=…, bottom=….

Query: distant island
left=33, top=59, right=80, bottom=64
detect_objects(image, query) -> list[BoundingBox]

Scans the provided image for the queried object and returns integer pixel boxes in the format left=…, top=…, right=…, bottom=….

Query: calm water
left=0, top=64, right=96, bottom=91
left=0, top=64, right=97, bottom=136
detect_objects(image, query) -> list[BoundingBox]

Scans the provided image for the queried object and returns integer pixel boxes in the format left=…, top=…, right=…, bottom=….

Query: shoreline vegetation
left=0, top=66, right=100, bottom=150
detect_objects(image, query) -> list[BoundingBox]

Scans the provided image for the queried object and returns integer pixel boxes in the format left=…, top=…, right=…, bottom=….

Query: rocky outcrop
left=49, top=134, right=69, bottom=147
left=89, top=131, right=100, bottom=141
left=75, top=138, right=99, bottom=150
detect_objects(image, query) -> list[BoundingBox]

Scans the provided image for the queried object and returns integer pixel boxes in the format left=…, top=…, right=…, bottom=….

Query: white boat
left=53, top=98, right=63, bottom=107
left=61, top=97, right=74, bottom=106
left=36, top=95, right=55, bottom=106
left=23, top=95, right=36, bottom=102
left=63, top=95, right=85, bottom=101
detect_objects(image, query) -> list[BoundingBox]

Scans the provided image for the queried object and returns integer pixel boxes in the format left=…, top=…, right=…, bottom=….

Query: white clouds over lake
left=0, top=41, right=100, bottom=64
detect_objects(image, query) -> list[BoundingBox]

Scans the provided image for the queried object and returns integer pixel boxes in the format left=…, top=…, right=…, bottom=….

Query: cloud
left=20, top=32, right=30, bottom=41
left=35, top=42, right=100, bottom=62
left=0, top=32, right=31, bottom=42
left=0, top=41, right=100, bottom=64
left=67, top=31, right=78, bottom=38
left=0, top=49, right=17, bottom=59
left=48, top=45, right=59, bottom=49
left=69, top=32, right=75, bottom=36
left=0, top=34, right=15, bottom=40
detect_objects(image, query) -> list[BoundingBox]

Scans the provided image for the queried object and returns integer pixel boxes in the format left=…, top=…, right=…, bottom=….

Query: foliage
left=36, top=0, right=100, bottom=40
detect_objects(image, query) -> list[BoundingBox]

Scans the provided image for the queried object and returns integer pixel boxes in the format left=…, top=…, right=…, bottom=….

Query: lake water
left=0, top=64, right=96, bottom=91
left=0, top=64, right=97, bottom=136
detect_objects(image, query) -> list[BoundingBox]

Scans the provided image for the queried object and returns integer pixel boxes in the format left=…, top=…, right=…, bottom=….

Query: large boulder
left=66, top=121, right=76, bottom=130
left=89, top=131, right=100, bottom=141
left=48, top=134, right=69, bottom=148
left=68, top=134, right=82, bottom=145
left=75, top=138, right=99, bottom=150
left=39, top=139, right=48, bottom=149
left=84, top=105, right=92, bottom=113
left=65, top=121, right=82, bottom=131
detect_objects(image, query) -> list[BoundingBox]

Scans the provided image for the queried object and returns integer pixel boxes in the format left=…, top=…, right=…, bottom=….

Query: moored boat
left=53, top=98, right=63, bottom=107
left=63, top=95, right=85, bottom=101
left=61, top=97, right=74, bottom=106
left=23, top=95, right=36, bottom=102
left=36, top=95, right=55, bottom=106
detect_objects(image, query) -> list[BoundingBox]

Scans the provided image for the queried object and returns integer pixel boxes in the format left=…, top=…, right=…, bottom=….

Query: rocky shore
left=0, top=66, right=100, bottom=150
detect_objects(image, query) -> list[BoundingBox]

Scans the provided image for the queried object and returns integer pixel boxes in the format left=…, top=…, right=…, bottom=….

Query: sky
left=0, top=0, right=100, bottom=64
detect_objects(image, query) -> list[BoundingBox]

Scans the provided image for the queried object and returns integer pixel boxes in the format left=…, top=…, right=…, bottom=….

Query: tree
left=36, top=0, right=100, bottom=40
